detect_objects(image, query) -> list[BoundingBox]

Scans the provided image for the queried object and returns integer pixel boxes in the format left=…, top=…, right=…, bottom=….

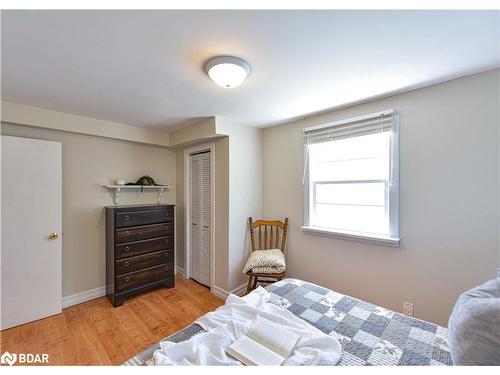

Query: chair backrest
left=248, top=217, right=289, bottom=253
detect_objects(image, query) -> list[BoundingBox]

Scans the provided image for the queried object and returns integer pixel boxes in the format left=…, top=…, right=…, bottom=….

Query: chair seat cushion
left=242, top=249, right=286, bottom=274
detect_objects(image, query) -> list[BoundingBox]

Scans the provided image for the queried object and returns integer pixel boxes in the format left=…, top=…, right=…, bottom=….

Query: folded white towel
left=242, top=249, right=286, bottom=274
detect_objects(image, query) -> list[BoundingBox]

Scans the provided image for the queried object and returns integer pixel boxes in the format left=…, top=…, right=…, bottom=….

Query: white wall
left=262, top=69, right=500, bottom=326
left=174, top=118, right=263, bottom=293
left=224, top=123, right=263, bottom=290
left=1, top=123, right=176, bottom=297
left=174, top=137, right=230, bottom=290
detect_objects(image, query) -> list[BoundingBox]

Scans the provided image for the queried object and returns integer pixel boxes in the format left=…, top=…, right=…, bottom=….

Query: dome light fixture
left=204, top=56, right=251, bottom=88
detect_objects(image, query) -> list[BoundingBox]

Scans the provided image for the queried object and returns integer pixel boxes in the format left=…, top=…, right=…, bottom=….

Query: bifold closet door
left=1, top=136, right=62, bottom=330
left=189, top=152, right=211, bottom=287
left=199, top=153, right=212, bottom=286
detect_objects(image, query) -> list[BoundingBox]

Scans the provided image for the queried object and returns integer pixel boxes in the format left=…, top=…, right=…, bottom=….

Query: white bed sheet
left=153, top=286, right=342, bottom=366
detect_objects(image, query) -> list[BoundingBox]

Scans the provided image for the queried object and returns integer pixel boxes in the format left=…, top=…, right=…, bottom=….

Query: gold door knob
left=49, top=232, right=59, bottom=240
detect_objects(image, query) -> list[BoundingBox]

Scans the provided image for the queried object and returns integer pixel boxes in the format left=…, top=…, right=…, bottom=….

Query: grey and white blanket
left=123, top=278, right=452, bottom=366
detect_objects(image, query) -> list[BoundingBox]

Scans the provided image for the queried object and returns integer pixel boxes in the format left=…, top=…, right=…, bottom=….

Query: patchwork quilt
left=123, top=278, right=452, bottom=366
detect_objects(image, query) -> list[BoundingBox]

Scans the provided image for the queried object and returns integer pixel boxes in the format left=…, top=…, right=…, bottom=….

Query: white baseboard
left=211, top=283, right=247, bottom=300
left=62, top=286, right=106, bottom=309
left=176, top=266, right=185, bottom=277
left=61, top=279, right=247, bottom=308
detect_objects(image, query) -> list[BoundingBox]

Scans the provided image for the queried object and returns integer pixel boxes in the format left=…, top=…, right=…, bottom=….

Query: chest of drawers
left=105, top=204, right=175, bottom=307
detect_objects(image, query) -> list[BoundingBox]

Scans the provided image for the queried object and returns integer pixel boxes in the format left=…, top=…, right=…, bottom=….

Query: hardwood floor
left=0, top=276, right=223, bottom=365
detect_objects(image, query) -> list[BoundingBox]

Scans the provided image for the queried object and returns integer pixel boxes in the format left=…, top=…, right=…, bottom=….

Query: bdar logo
left=0, top=352, right=48, bottom=365
left=1, top=351, right=17, bottom=366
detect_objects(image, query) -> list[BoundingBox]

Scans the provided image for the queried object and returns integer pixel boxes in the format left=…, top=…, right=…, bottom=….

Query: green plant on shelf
left=125, top=175, right=159, bottom=192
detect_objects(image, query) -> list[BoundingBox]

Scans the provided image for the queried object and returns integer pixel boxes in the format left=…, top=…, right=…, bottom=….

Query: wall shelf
left=103, top=185, right=172, bottom=205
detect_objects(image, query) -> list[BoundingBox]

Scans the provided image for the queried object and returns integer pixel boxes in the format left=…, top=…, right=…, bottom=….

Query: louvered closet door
left=190, top=155, right=202, bottom=283
left=199, top=153, right=211, bottom=286
left=190, top=152, right=211, bottom=287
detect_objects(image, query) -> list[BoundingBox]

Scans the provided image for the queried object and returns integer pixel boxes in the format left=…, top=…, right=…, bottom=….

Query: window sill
left=301, top=226, right=400, bottom=247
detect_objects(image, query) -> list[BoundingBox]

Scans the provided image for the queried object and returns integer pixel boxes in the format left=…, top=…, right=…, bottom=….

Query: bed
left=123, top=278, right=452, bottom=366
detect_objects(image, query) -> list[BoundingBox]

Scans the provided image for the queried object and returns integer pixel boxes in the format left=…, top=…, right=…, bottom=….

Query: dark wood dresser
left=106, top=204, right=175, bottom=307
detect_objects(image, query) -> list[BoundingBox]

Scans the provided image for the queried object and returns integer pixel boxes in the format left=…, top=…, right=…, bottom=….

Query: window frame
left=302, top=110, right=400, bottom=247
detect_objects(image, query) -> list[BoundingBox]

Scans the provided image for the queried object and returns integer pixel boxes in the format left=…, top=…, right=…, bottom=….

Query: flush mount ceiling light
left=204, top=56, right=251, bottom=88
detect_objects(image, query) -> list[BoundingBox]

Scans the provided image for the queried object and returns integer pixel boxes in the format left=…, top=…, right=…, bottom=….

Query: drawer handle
left=164, top=226, right=168, bottom=230
left=124, top=231, right=130, bottom=236
left=125, top=276, right=130, bottom=282
left=125, top=215, right=130, bottom=220
left=125, top=246, right=130, bottom=252
left=124, top=261, right=130, bottom=267
left=164, top=239, right=169, bottom=244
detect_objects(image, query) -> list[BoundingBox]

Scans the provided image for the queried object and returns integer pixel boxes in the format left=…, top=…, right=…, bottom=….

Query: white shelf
left=103, top=184, right=172, bottom=205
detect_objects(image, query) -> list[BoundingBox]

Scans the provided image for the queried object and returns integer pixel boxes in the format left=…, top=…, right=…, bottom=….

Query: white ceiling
left=1, top=10, right=499, bottom=130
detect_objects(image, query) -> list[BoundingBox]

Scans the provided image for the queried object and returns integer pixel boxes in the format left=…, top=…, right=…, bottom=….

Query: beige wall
left=3, top=69, right=497, bottom=315
left=1, top=101, right=170, bottom=147
left=170, top=117, right=217, bottom=148
left=214, top=137, right=230, bottom=290
left=175, top=149, right=185, bottom=270
left=262, top=69, right=500, bottom=326
left=1, top=123, right=176, bottom=297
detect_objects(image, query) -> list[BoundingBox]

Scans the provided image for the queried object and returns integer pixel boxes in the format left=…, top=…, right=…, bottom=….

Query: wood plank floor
left=0, top=276, right=223, bottom=365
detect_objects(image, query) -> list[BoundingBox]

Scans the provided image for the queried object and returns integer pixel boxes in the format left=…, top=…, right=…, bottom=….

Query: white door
left=189, top=151, right=211, bottom=287
left=1, top=136, right=62, bottom=330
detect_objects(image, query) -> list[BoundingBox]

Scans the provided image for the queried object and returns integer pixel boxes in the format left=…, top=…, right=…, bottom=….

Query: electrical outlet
left=403, top=301, right=414, bottom=317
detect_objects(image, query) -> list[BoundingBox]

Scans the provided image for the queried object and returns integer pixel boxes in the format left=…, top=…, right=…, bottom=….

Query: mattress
left=123, top=278, right=452, bottom=366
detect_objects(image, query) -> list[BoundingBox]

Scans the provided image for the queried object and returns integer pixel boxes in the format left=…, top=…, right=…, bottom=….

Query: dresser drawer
left=115, top=262, right=174, bottom=292
left=115, top=236, right=173, bottom=259
left=115, top=222, right=173, bottom=244
left=115, top=249, right=173, bottom=275
left=116, top=209, right=173, bottom=228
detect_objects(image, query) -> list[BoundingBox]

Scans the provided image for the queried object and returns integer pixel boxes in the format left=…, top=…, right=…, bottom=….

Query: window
left=302, top=110, right=399, bottom=246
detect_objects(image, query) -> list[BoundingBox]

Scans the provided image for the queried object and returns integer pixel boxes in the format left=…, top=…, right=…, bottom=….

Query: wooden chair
left=245, top=217, right=289, bottom=294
